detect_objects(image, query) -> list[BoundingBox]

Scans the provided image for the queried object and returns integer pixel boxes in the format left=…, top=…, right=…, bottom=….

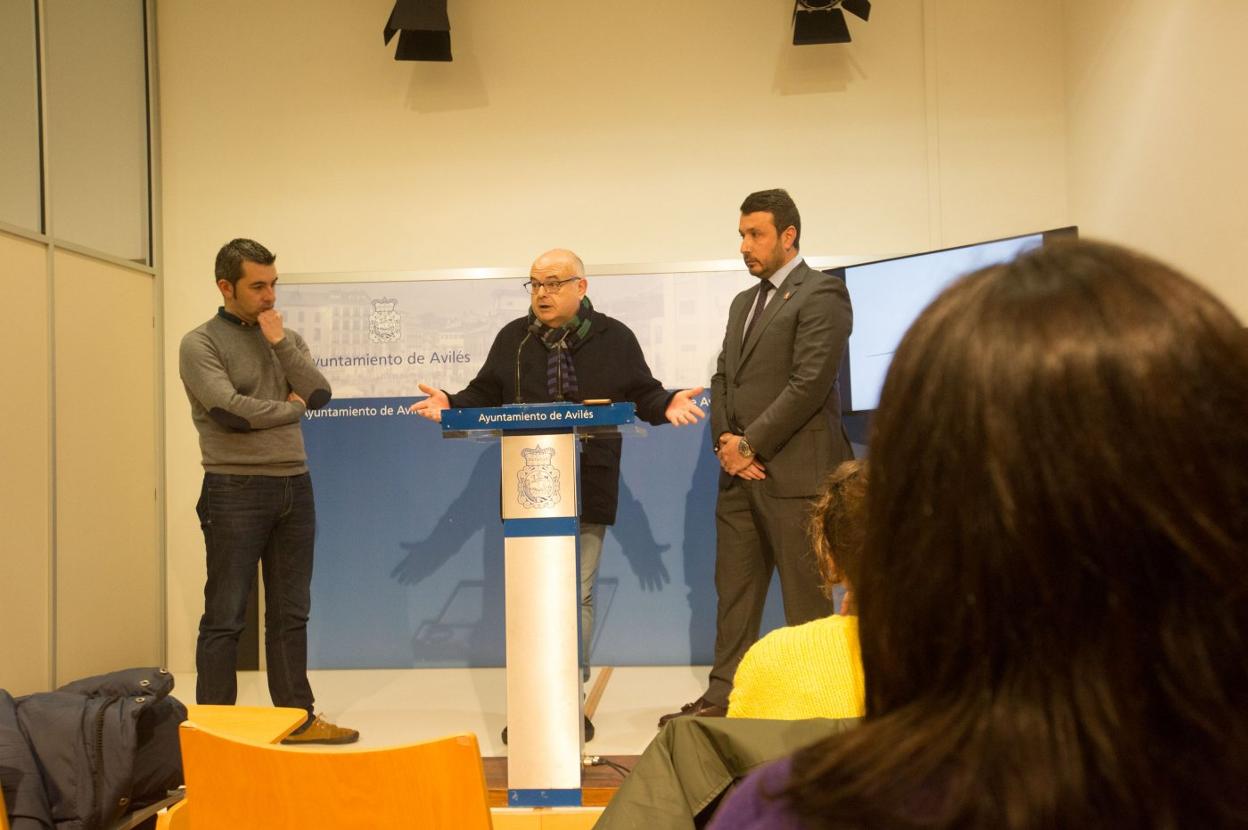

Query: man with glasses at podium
left=413, top=248, right=705, bottom=740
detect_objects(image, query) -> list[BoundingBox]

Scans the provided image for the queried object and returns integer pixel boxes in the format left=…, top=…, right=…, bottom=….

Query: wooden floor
left=484, top=755, right=640, bottom=807
left=190, top=665, right=710, bottom=758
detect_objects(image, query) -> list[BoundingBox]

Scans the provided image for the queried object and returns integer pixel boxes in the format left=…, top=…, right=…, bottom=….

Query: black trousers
left=705, top=479, right=834, bottom=705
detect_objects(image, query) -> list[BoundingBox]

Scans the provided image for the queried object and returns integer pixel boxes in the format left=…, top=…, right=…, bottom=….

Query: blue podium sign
left=440, top=402, right=636, bottom=433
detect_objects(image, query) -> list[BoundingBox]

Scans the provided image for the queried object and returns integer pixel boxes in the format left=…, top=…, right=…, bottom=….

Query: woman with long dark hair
left=710, top=240, right=1248, bottom=828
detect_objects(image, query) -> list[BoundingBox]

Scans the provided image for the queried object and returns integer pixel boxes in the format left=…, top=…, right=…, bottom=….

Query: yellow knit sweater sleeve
left=727, top=615, right=864, bottom=720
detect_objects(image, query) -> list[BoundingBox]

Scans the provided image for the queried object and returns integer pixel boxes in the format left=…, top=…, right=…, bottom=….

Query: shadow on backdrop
left=612, top=476, right=672, bottom=591
left=590, top=475, right=672, bottom=663
left=304, top=398, right=792, bottom=670
left=392, top=445, right=505, bottom=666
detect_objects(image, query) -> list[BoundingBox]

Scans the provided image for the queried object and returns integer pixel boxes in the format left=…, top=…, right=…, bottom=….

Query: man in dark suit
left=660, top=189, right=854, bottom=724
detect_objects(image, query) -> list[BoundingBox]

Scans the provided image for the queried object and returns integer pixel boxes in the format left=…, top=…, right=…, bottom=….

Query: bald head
left=531, top=248, right=585, bottom=278
left=529, top=248, right=588, bottom=329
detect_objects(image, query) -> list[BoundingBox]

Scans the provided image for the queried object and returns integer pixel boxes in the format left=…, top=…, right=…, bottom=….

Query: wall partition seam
left=146, top=0, right=167, bottom=668
left=50, top=238, right=157, bottom=276
left=142, top=0, right=154, bottom=268
left=43, top=239, right=56, bottom=691
left=35, top=0, right=56, bottom=691
left=0, top=220, right=49, bottom=245
left=32, top=0, right=46, bottom=235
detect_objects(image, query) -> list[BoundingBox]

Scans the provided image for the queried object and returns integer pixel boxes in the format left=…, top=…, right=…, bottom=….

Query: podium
left=440, top=401, right=638, bottom=807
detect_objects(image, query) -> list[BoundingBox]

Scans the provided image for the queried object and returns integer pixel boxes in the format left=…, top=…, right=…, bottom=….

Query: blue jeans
left=195, top=472, right=316, bottom=718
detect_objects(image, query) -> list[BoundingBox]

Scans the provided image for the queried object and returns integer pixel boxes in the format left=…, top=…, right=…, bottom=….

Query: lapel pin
left=784, top=290, right=792, bottom=300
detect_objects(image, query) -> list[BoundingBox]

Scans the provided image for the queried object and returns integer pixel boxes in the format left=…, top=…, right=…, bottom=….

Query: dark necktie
left=743, top=280, right=775, bottom=342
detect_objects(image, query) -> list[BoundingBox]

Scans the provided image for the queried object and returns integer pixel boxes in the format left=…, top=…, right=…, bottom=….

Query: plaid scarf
left=528, top=297, right=594, bottom=401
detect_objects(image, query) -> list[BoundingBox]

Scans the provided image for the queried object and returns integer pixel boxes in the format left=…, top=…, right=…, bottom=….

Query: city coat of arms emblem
left=516, top=446, right=561, bottom=509
left=368, top=298, right=401, bottom=343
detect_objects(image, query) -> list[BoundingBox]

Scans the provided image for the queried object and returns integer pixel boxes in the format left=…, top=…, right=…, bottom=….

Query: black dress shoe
left=657, top=696, right=728, bottom=727
left=502, top=715, right=595, bottom=745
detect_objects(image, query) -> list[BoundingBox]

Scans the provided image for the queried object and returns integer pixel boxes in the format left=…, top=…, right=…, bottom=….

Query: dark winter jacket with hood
left=0, top=667, right=185, bottom=830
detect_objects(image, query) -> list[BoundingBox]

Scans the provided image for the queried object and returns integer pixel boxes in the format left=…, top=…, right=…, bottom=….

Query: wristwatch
left=737, top=436, right=755, bottom=459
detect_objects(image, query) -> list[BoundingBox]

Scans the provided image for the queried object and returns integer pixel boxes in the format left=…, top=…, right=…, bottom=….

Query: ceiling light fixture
left=792, top=0, right=871, bottom=45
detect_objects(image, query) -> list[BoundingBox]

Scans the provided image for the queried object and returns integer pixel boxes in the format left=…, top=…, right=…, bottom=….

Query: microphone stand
left=514, top=321, right=542, bottom=403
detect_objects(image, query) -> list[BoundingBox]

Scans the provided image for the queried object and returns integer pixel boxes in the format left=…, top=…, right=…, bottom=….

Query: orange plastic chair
left=178, top=721, right=492, bottom=829
left=2, top=785, right=10, bottom=830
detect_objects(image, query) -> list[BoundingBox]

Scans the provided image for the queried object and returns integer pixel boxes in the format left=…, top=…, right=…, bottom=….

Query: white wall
left=0, top=231, right=50, bottom=695
left=1064, top=0, right=1248, bottom=317
left=0, top=0, right=161, bottom=695
left=52, top=251, right=161, bottom=683
left=157, top=0, right=1072, bottom=672
left=0, top=235, right=161, bottom=695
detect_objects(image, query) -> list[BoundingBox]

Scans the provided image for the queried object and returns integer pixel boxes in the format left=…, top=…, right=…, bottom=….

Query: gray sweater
left=179, top=309, right=332, bottom=475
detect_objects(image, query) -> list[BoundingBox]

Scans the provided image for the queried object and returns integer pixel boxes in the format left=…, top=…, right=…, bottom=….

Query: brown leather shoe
left=281, top=714, right=360, bottom=745
left=657, top=696, right=727, bottom=727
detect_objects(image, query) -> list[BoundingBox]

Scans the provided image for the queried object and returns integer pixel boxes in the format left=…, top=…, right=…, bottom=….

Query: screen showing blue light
left=843, top=233, right=1044, bottom=412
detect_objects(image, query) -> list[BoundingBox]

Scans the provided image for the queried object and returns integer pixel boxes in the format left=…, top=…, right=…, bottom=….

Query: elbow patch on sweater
left=209, top=407, right=252, bottom=432
left=306, top=388, right=332, bottom=410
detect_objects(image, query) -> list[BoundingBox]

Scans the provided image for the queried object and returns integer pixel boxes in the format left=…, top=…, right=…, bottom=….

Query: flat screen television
left=830, top=226, right=1078, bottom=414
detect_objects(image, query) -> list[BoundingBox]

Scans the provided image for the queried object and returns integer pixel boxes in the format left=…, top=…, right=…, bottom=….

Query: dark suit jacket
left=710, top=260, right=854, bottom=498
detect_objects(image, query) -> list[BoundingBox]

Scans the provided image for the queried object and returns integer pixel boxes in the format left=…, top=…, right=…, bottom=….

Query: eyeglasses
left=522, top=277, right=581, bottom=295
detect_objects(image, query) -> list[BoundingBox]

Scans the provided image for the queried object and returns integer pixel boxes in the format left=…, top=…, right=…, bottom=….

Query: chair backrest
left=1, top=782, right=10, bottom=830
left=178, top=721, right=492, bottom=830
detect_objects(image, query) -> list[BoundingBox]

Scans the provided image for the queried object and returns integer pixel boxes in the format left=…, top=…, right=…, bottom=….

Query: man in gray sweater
left=179, top=238, right=357, bottom=744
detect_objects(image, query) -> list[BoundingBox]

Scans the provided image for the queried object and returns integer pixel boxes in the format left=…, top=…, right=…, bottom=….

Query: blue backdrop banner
left=287, top=270, right=790, bottom=669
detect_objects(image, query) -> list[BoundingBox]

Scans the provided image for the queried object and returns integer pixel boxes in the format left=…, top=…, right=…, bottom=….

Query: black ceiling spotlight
left=384, top=0, right=452, bottom=61
left=792, top=0, right=871, bottom=45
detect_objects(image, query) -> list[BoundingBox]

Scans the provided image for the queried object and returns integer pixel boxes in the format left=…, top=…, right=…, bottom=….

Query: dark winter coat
left=0, top=668, right=185, bottom=830
left=448, top=305, right=675, bottom=524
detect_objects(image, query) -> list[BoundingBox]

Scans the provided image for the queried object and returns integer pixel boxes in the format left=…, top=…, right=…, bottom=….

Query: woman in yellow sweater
left=727, top=459, right=866, bottom=720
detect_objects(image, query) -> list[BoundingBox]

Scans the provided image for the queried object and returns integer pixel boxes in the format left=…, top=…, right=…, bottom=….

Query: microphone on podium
left=514, top=320, right=544, bottom=403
